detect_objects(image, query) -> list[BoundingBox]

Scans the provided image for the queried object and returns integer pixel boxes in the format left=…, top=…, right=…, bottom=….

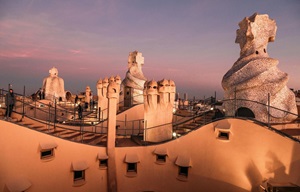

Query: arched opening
left=235, top=107, right=255, bottom=118
left=124, top=86, right=133, bottom=107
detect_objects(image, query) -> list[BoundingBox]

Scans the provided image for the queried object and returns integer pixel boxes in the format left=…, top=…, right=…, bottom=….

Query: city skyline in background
left=0, top=0, right=299, bottom=100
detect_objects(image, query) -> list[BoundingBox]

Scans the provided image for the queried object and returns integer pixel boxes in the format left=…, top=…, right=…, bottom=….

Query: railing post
left=140, top=120, right=143, bottom=135
left=132, top=120, right=134, bottom=136
left=214, top=91, right=216, bottom=109
left=80, top=119, right=83, bottom=142
left=22, top=86, right=25, bottom=118
left=54, top=99, right=56, bottom=129
left=268, top=93, right=270, bottom=128
left=234, top=87, right=237, bottom=117
left=48, top=103, right=51, bottom=131
left=82, top=119, right=84, bottom=143
left=204, top=111, right=206, bottom=125
left=73, top=103, right=76, bottom=122
left=125, top=114, right=127, bottom=136
left=98, top=107, right=101, bottom=121
left=34, top=100, right=36, bottom=118
left=1, top=89, right=3, bottom=104
left=101, top=109, right=104, bottom=129
left=144, top=120, right=147, bottom=142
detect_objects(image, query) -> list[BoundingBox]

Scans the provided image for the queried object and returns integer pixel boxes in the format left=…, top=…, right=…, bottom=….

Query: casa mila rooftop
left=1, top=13, right=300, bottom=192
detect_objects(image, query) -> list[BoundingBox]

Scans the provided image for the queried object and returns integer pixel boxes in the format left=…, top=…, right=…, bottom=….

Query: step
left=85, top=135, right=106, bottom=145
left=18, top=122, right=33, bottom=126
left=82, top=133, right=96, bottom=139
left=281, top=128, right=300, bottom=136
left=188, top=122, right=200, bottom=126
left=61, top=132, right=81, bottom=140
left=28, top=125, right=44, bottom=129
left=181, top=123, right=198, bottom=128
left=130, top=135, right=144, bottom=146
left=54, top=130, right=76, bottom=137
left=51, top=129, right=68, bottom=135
left=72, top=133, right=98, bottom=142
left=95, top=136, right=107, bottom=146
left=175, top=129, right=187, bottom=135
left=194, top=121, right=204, bottom=125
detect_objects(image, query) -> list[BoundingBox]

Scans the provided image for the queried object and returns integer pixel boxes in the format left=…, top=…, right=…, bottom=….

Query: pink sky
left=0, top=0, right=299, bottom=99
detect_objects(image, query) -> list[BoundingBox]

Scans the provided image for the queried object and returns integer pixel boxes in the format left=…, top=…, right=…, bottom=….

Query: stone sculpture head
left=102, top=78, right=109, bottom=89
left=97, top=79, right=103, bottom=89
left=235, top=13, right=277, bottom=58
left=146, top=80, right=158, bottom=95
left=169, top=80, right=176, bottom=93
left=109, top=76, right=115, bottom=83
left=107, top=81, right=119, bottom=98
left=49, top=67, right=59, bottom=77
left=158, top=79, right=170, bottom=93
left=114, top=75, right=122, bottom=85
left=128, top=51, right=144, bottom=69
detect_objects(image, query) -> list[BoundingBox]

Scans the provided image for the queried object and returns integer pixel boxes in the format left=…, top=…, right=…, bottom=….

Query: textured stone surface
left=144, top=79, right=175, bottom=142
left=42, top=67, right=65, bottom=101
left=121, top=51, right=147, bottom=104
left=222, top=13, right=297, bottom=123
left=97, top=77, right=109, bottom=120
left=97, top=76, right=121, bottom=120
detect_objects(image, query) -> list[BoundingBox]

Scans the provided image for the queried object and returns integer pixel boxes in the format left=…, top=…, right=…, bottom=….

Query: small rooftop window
left=97, top=152, right=108, bottom=169
left=72, top=161, right=89, bottom=186
left=156, top=154, right=167, bottom=163
left=218, top=131, right=230, bottom=140
left=178, top=166, right=189, bottom=177
left=214, top=121, right=232, bottom=142
left=124, top=154, right=140, bottom=177
left=74, top=170, right=85, bottom=182
left=153, top=147, right=168, bottom=164
left=41, top=149, right=54, bottom=159
left=39, top=141, right=57, bottom=161
left=175, top=155, right=191, bottom=181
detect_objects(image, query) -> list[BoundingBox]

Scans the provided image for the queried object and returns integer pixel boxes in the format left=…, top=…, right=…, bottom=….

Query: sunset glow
left=0, top=0, right=299, bottom=99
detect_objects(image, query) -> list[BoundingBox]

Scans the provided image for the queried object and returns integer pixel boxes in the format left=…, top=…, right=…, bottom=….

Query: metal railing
left=1, top=88, right=299, bottom=145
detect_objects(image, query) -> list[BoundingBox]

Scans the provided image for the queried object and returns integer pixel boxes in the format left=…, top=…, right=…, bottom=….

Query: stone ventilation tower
left=106, top=80, right=120, bottom=192
left=97, top=78, right=109, bottom=120
left=121, top=51, right=147, bottom=107
left=97, top=76, right=121, bottom=120
left=222, top=13, right=298, bottom=123
left=143, top=79, right=176, bottom=142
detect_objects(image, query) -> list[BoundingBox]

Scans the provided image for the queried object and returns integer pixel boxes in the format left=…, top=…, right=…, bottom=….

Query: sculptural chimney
left=106, top=81, right=119, bottom=192
left=121, top=51, right=147, bottom=108
left=222, top=13, right=298, bottom=123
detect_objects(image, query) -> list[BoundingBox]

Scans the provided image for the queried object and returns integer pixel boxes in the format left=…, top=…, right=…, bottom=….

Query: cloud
left=0, top=51, right=30, bottom=58
left=69, top=49, right=82, bottom=55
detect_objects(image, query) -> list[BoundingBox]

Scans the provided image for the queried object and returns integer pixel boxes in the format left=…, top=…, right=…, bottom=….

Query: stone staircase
left=173, top=111, right=214, bottom=136
left=0, top=112, right=108, bottom=146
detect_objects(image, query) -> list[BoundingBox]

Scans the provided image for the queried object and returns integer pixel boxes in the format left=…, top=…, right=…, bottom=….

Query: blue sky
left=0, top=0, right=299, bottom=99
